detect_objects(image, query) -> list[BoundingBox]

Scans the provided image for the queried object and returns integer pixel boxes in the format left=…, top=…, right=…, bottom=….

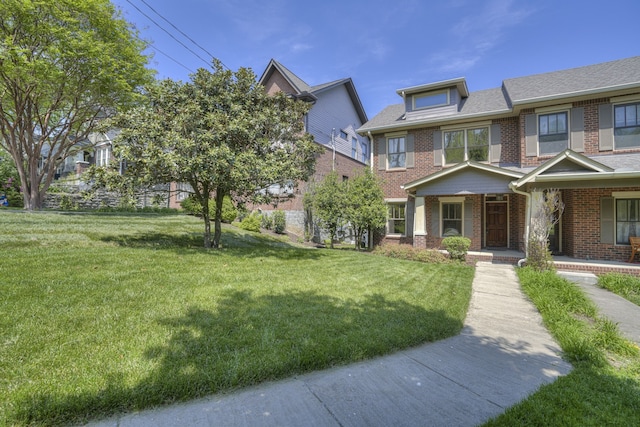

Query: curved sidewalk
left=90, top=263, right=571, bottom=427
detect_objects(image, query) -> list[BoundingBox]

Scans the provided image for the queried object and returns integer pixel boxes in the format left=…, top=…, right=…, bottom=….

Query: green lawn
left=0, top=211, right=474, bottom=426
left=598, top=272, right=640, bottom=307
left=484, top=268, right=640, bottom=426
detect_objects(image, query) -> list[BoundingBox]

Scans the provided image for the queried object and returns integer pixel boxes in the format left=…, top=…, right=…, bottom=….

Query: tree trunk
left=202, top=197, right=212, bottom=248
left=213, top=189, right=224, bottom=249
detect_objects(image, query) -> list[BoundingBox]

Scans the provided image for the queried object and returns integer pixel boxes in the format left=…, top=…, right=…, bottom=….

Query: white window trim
left=442, top=125, right=491, bottom=165
left=386, top=200, right=406, bottom=236
left=412, top=89, right=450, bottom=110
left=386, top=135, right=407, bottom=170
left=438, top=197, right=465, bottom=237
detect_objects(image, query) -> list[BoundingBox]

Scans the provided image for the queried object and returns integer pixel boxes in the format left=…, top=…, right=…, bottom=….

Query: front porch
left=465, top=248, right=640, bottom=276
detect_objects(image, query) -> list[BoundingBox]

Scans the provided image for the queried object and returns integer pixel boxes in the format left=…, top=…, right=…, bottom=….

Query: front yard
left=0, top=211, right=473, bottom=426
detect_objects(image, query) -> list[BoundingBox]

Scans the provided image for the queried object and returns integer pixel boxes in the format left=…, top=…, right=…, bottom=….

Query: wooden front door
left=486, top=202, right=507, bottom=247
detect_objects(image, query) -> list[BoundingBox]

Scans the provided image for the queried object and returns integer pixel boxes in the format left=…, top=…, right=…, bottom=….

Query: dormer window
left=413, top=90, right=449, bottom=110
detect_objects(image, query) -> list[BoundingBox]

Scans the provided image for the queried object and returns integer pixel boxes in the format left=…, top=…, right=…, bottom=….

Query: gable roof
left=258, top=59, right=368, bottom=123
left=511, top=149, right=640, bottom=188
left=403, top=161, right=523, bottom=192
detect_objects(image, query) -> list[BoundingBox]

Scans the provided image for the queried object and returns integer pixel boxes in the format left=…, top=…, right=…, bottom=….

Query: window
left=442, top=203, right=463, bottom=236
left=352, top=137, right=358, bottom=158
left=614, top=102, right=640, bottom=149
left=443, top=127, right=489, bottom=164
left=339, top=130, right=348, bottom=140
left=95, top=145, right=111, bottom=167
left=413, top=90, right=449, bottom=110
left=361, top=141, right=368, bottom=163
left=387, top=203, right=405, bottom=235
left=176, top=182, right=192, bottom=202
left=539, top=112, right=568, bottom=155
left=388, top=136, right=406, bottom=168
left=616, top=198, right=640, bottom=244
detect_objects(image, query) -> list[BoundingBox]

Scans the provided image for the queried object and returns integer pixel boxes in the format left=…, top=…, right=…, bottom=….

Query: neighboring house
left=359, top=56, right=640, bottom=264
left=252, top=59, right=370, bottom=238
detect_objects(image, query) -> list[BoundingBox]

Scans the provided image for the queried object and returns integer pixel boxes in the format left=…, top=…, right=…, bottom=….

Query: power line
left=137, top=0, right=229, bottom=70
left=125, top=0, right=212, bottom=69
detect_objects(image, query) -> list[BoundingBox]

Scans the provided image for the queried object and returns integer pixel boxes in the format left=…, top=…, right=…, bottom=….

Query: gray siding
left=307, top=84, right=368, bottom=162
left=415, top=170, right=513, bottom=196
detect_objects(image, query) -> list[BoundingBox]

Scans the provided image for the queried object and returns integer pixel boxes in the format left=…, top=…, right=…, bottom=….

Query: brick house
left=358, top=56, right=640, bottom=264
left=250, top=59, right=370, bottom=238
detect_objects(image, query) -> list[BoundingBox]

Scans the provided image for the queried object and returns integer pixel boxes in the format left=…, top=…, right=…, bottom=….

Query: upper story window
left=413, top=90, right=449, bottom=110
left=95, top=145, right=111, bottom=167
left=352, top=137, right=358, bottom=158
left=614, top=102, right=640, bottom=149
left=539, top=112, right=568, bottom=155
left=339, top=130, right=348, bottom=140
left=443, top=127, right=489, bottom=164
left=361, top=141, right=368, bottom=163
left=388, top=136, right=406, bottom=169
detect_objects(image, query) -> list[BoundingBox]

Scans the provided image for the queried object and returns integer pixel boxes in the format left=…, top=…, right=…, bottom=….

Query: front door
left=486, top=202, right=507, bottom=247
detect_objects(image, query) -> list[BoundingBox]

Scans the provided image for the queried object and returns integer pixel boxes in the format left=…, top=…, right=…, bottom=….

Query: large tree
left=97, top=62, right=320, bottom=248
left=0, top=0, right=153, bottom=210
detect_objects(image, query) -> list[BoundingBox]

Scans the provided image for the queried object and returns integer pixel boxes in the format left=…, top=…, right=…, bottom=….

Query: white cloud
left=430, top=0, right=533, bottom=74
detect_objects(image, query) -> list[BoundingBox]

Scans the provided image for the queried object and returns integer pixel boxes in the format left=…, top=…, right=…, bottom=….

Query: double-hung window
left=442, top=202, right=463, bottom=236
left=539, top=112, right=568, bottom=155
left=614, top=102, right=640, bottom=149
left=352, top=137, right=358, bottom=158
left=616, top=198, right=640, bottom=244
left=388, top=137, right=406, bottom=169
left=443, top=127, right=489, bottom=164
left=95, top=145, right=111, bottom=167
left=387, top=203, right=406, bottom=235
left=361, top=141, right=368, bottom=163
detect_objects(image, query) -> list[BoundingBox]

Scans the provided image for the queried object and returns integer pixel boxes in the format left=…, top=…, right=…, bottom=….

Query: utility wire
left=137, top=0, right=229, bottom=70
left=125, top=0, right=212, bottom=69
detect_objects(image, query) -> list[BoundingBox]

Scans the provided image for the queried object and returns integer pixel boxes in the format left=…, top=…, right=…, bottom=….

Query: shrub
left=272, top=210, right=286, bottom=234
left=180, top=195, right=237, bottom=223
left=442, top=236, right=471, bottom=261
left=261, top=213, right=273, bottom=230
left=373, top=244, right=449, bottom=264
left=526, top=238, right=555, bottom=271
left=238, top=212, right=261, bottom=233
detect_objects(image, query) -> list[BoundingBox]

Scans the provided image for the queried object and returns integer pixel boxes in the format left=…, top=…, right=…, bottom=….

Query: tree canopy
left=344, top=169, right=387, bottom=250
left=97, top=61, right=320, bottom=248
left=0, top=0, right=153, bottom=209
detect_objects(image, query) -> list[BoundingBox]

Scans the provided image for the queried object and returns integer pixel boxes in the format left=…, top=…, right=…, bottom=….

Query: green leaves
left=104, top=61, right=320, bottom=247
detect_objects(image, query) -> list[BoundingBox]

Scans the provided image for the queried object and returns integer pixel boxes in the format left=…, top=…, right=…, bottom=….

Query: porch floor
left=465, top=249, right=640, bottom=276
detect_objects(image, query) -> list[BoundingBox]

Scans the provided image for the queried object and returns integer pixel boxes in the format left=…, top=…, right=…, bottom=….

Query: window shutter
left=433, top=131, right=442, bottom=166
left=598, top=104, right=613, bottom=151
left=525, top=114, right=537, bottom=157
left=490, top=124, right=501, bottom=163
left=406, top=198, right=415, bottom=238
left=600, top=197, right=615, bottom=244
left=463, top=200, right=473, bottom=238
left=406, top=134, right=415, bottom=168
left=570, top=107, right=585, bottom=152
left=431, top=202, right=440, bottom=236
left=377, top=137, right=386, bottom=170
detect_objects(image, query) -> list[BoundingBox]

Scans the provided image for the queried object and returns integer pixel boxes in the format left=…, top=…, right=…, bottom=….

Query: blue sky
left=111, top=0, right=640, bottom=118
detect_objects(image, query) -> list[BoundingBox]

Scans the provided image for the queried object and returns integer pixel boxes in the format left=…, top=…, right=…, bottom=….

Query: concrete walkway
left=558, top=271, right=640, bottom=346
left=89, top=263, right=572, bottom=427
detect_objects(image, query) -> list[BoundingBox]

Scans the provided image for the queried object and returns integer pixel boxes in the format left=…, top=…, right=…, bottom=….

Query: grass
left=484, top=268, right=640, bottom=426
left=598, top=273, right=640, bottom=306
left=0, top=211, right=474, bottom=426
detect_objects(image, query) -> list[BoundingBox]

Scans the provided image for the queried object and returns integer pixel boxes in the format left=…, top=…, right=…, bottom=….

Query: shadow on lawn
left=13, top=289, right=461, bottom=426
left=97, top=231, right=324, bottom=260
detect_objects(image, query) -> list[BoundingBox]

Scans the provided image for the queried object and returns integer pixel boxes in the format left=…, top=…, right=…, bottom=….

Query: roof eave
left=510, top=82, right=640, bottom=106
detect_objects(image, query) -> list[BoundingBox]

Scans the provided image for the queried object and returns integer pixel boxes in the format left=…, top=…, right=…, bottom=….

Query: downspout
left=509, top=181, right=530, bottom=267
left=367, top=131, right=374, bottom=170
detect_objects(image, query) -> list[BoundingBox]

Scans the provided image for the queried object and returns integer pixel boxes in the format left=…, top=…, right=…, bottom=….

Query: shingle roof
left=360, top=56, right=640, bottom=134
left=503, top=56, right=640, bottom=105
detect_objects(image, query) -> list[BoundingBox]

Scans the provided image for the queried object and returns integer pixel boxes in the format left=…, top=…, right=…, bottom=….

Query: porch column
left=414, top=196, right=426, bottom=236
